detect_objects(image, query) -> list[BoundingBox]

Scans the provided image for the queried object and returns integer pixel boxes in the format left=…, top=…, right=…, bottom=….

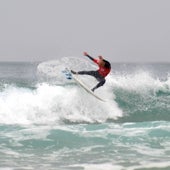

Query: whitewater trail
left=0, top=83, right=123, bottom=125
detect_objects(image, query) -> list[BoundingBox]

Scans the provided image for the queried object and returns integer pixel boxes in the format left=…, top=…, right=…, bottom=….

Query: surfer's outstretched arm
left=83, top=52, right=94, bottom=61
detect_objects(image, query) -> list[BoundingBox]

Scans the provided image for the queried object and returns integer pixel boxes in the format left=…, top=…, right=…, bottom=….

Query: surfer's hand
left=83, top=52, right=88, bottom=56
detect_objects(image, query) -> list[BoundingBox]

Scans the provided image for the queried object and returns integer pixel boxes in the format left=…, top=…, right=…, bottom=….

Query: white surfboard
left=63, top=68, right=105, bottom=102
left=72, top=74, right=105, bottom=102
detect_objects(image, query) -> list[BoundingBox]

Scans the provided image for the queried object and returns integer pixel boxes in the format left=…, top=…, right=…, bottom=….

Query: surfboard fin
left=62, top=68, right=72, bottom=80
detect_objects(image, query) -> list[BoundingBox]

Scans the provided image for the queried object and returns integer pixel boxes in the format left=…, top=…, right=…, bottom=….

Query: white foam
left=71, top=163, right=123, bottom=170
left=108, top=70, right=170, bottom=94
left=0, top=83, right=122, bottom=125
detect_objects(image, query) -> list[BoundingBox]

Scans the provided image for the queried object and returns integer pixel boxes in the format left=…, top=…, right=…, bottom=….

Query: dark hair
left=103, top=60, right=111, bottom=69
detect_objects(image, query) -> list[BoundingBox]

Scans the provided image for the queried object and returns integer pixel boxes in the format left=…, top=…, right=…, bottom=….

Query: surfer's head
left=97, top=56, right=105, bottom=67
left=98, top=56, right=111, bottom=69
left=98, top=56, right=103, bottom=60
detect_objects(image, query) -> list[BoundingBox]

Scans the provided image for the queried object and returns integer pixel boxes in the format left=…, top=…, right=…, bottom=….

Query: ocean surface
left=0, top=57, right=170, bottom=170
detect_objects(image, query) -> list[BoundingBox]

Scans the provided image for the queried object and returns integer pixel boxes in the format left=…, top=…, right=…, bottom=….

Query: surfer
left=71, top=52, right=111, bottom=92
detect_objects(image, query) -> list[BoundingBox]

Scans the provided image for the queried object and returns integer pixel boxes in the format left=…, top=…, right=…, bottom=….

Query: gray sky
left=0, top=0, right=170, bottom=62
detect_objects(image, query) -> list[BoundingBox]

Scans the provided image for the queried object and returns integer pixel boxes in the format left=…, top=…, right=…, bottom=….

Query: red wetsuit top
left=93, top=58, right=111, bottom=77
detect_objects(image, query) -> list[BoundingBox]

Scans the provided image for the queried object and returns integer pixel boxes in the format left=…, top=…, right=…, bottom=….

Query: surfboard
left=63, top=68, right=105, bottom=102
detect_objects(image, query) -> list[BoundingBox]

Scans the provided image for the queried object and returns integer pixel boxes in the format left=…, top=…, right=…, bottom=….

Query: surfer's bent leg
left=77, top=70, right=106, bottom=91
left=92, top=79, right=106, bottom=92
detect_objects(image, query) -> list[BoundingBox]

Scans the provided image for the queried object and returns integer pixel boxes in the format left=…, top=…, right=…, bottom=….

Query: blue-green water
left=0, top=58, right=170, bottom=170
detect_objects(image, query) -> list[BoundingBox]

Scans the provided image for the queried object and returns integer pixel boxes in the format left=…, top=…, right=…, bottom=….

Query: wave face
left=0, top=60, right=170, bottom=170
left=109, top=69, right=170, bottom=122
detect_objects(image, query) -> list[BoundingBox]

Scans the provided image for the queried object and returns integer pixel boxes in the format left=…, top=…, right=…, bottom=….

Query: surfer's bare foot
left=91, top=88, right=95, bottom=92
left=71, top=70, right=77, bottom=74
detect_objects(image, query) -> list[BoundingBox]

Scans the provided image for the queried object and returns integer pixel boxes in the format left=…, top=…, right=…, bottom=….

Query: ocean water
left=0, top=58, right=170, bottom=170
